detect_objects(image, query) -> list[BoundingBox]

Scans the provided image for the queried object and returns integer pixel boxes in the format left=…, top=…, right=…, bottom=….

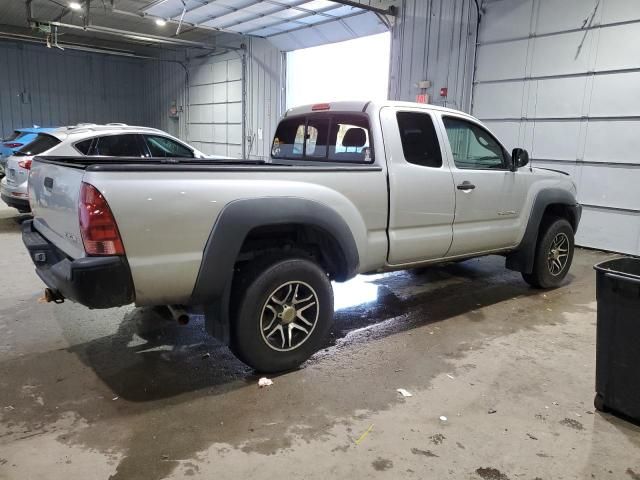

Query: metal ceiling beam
left=262, top=7, right=368, bottom=37
left=33, top=18, right=220, bottom=49
left=326, top=0, right=396, bottom=16
left=239, top=2, right=345, bottom=35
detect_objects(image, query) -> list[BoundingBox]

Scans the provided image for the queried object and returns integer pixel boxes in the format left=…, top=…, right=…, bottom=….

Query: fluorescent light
left=69, top=1, right=82, bottom=10
left=155, top=18, right=167, bottom=26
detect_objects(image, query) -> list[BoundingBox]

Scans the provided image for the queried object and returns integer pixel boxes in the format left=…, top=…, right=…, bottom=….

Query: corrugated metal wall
left=142, top=58, right=188, bottom=140
left=389, top=0, right=478, bottom=112
left=0, top=41, right=146, bottom=136
left=246, top=37, right=284, bottom=160
left=473, top=0, right=640, bottom=255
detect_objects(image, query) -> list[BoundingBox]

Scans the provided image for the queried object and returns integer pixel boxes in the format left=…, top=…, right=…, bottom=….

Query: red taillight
left=79, top=182, right=124, bottom=256
left=3, top=142, right=23, bottom=148
left=311, top=103, right=331, bottom=111
left=18, top=159, right=32, bottom=170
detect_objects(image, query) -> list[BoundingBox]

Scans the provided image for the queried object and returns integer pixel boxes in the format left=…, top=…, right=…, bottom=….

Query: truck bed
left=29, top=155, right=389, bottom=306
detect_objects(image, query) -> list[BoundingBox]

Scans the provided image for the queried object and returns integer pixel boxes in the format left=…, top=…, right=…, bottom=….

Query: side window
left=94, top=134, right=143, bottom=157
left=442, top=117, right=506, bottom=169
left=75, top=138, right=94, bottom=155
left=145, top=135, right=194, bottom=158
left=396, top=112, right=442, bottom=168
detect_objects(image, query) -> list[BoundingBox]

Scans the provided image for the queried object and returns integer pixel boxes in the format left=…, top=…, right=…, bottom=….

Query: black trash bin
left=593, top=257, right=640, bottom=420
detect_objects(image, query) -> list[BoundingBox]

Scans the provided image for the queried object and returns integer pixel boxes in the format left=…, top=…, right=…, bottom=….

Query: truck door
left=381, top=107, right=456, bottom=265
left=438, top=114, right=529, bottom=255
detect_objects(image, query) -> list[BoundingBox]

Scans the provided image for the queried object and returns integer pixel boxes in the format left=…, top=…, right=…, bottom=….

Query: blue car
left=0, top=126, right=56, bottom=176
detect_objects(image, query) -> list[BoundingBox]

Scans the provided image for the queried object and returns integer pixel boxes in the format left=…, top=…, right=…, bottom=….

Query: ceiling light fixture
left=155, top=18, right=167, bottom=26
left=68, top=2, right=82, bottom=10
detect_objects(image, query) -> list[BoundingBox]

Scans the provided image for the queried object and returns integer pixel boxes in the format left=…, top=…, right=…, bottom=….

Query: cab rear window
left=272, top=114, right=373, bottom=163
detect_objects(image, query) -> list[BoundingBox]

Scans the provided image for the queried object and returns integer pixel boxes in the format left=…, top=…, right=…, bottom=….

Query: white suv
left=1, top=124, right=210, bottom=212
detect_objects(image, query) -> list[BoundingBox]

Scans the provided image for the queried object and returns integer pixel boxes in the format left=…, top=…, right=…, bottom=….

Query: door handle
left=457, top=181, right=476, bottom=191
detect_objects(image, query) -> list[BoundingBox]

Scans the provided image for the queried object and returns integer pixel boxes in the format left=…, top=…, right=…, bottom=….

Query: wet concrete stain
left=560, top=418, right=584, bottom=430
left=430, top=433, right=446, bottom=445
left=0, top=250, right=609, bottom=479
left=456, top=442, right=466, bottom=449
left=411, top=447, right=438, bottom=457
left=475, top=467, right=510, bottom=480
left=372, top=457, right=393, bottom=471
left=627, top=468, right=640, bottom=480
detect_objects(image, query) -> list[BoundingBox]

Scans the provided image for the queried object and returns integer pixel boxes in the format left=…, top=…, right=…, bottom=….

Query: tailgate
left=29, top=159, right=86, bottom=259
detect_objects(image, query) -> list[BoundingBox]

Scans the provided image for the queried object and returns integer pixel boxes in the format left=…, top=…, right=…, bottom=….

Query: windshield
left=15, top=134, right=61, bottom=156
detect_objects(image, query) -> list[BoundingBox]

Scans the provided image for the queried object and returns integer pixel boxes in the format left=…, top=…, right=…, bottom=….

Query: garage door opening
left=286, top=32, right=391, bottom=109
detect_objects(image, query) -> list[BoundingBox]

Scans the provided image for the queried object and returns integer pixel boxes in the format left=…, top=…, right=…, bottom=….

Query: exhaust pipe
left=44, top=288, right=65, bottom=304
left=167, top=305, right=190, bottom=325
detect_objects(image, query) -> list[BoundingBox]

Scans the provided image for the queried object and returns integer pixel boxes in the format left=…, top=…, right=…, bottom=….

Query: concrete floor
left=1, top=202, right=639, bottom=480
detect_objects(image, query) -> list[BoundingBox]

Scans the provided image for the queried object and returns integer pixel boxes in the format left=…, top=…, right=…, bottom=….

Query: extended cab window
left=272, top=114, right=372, bottom=163
left=145, top=135, right=194, bottom=158
left=442, top=117, right=506, bottom=169
left=396, top=112, right=442, bottom=168
left=94, top=134, right=144, bottom=157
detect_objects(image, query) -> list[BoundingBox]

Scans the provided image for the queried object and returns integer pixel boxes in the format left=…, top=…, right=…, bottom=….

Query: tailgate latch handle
left=44, top=177, right=54, bottom=189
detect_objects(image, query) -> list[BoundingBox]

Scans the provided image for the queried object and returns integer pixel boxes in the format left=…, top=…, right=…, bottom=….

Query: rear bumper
left=1, top=192, right=29, bottom=211
left=22, top=220, right=134, bottom=309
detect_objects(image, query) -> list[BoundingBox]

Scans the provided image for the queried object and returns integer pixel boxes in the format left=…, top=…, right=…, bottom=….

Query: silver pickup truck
left=22, top=101, right=581, bottom=372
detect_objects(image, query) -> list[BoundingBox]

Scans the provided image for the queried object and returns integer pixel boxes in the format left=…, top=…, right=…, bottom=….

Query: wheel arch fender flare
left=190, top=197, right=360, bottom=342
left=506, top=188, right=582, bottom=274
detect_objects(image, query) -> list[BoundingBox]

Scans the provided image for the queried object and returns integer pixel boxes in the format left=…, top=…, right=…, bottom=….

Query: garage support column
left=241, top=45, right=247, bottom=159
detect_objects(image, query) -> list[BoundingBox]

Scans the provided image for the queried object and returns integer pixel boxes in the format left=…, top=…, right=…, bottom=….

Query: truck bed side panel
left=82, top=167, right=388, bottom=306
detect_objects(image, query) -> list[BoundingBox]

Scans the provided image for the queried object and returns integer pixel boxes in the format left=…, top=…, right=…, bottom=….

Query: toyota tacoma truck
left=22, top=101, right=581, bottom=372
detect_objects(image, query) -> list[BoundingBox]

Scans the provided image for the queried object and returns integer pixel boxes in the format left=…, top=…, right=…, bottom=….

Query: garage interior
left=1, top=0, right=639, bottom=478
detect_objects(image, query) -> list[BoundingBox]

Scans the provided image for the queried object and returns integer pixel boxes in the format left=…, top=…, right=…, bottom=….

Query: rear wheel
left=522, top=217, right=575, bottom=288
left=230, top=257, right=334, bottom=373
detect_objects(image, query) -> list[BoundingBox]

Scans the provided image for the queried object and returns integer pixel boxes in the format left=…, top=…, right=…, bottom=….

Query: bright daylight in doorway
left=286, top=32, right=391, bottom=109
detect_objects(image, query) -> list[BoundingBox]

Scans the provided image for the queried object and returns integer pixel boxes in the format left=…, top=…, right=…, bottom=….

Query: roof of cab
left=284, top=100, right=475, bottom=120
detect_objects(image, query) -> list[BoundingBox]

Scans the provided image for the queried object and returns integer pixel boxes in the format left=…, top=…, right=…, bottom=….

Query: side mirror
left=511, top=148, right=529, bottom=171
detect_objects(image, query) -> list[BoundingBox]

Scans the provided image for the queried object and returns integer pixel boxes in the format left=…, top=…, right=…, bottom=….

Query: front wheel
left=230, top=257, right=334, bottom=373
left=522, top=217, right=575, bottom=289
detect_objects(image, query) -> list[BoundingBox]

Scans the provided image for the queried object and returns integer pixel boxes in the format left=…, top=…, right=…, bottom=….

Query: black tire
left=230, top=257, right=334, bottom=373
left=522, top=217, right=575, bottom=289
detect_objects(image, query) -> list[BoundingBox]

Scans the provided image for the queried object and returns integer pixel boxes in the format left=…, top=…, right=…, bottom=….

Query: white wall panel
left=475, top=0, right=640, bottom=254
left=589, top=72, right=640, bottom=117
left=530, top=121, right=582, bottom=160
left=530, top=31, right=594, bottom=77
left=534, top=77, right=587, bottom=118
left=213, top=104, right=228, bottom=123
left=595, top=23, right=640, bottom=71
left=583, top=120, right=640, bottom=164
left=479, top=0, right=534, bottom=43
left=213, top=83, right=227, bottom=103
left=483, top=120, right=523, bottom=151
left=536, top=0, right=600, bottom=34
left=473, top=82, right=525, bottom=119
left=576, top=207, right=640, bottom=254
left=579, top=165, right=640, bottom=211
left=475, top=40, right=529, bottom=82
left=227, top=81, right=242, bottom=102
left=601, top=0, right=640, bottom=23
